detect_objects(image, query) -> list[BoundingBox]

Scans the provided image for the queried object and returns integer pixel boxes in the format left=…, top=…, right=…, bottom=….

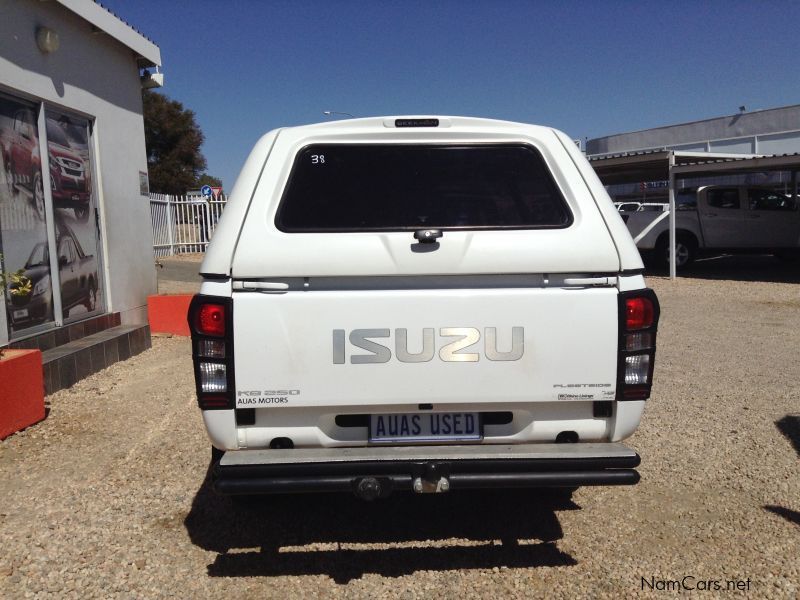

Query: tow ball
left=353, top=463, right=452, bottom=499
left=413, top=462, right=451, bottom=494
left=412, top=477, right=450, bottom=493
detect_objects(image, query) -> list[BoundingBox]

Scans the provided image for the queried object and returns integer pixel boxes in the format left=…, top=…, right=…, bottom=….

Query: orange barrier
left=0, top=349, right=45, bottom=440
left=147, top=294, right=193, bottom=336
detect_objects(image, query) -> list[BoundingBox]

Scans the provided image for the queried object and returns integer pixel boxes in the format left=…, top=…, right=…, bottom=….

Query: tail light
left=195, top=304, right=226, bottom=337
left=188, top=295, right=235, bottom=410
left=616, top=289, right=660, bottom=401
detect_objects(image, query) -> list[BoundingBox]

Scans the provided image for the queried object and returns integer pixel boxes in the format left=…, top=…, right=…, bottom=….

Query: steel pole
left=166, top=195, right=175, bottom=256
left=668, top=152, right=676, bottom=280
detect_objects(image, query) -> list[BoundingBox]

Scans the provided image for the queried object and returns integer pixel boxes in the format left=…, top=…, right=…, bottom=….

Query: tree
left=143, top=91, right=207, bottom=194
left=197, top=173, right=223, bottom=190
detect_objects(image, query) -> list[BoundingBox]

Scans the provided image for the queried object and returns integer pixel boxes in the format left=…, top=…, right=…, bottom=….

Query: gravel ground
left=1, top=256, right=798, bottom=598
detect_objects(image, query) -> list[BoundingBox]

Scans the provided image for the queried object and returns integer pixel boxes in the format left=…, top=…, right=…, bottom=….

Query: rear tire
left=656, top=233, right=696, bottom=269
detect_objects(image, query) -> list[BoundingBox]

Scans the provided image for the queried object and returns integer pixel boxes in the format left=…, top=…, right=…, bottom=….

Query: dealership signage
left=639, top=181, right=669, bottom=191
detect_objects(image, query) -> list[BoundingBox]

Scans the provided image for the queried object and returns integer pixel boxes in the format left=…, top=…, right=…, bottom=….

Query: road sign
left=200, top=185, right=212, bottom=198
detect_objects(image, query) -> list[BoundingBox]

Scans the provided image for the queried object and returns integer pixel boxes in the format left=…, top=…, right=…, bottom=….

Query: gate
left=149, top=193, right=227, bottom=257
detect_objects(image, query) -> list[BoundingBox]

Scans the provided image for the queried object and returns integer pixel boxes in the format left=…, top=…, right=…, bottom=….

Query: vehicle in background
left=623, top=185, right=800, bottom=267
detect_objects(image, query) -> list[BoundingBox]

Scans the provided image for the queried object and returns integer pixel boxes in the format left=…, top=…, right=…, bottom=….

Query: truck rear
left=189, top=116, right=660, bottom=499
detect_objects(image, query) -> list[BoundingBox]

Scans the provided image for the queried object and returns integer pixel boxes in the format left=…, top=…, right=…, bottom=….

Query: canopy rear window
left=276, top=144, right=572, bottom=232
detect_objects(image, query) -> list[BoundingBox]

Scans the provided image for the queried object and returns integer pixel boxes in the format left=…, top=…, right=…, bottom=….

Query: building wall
left=0, top=0, right=156, bottom=345
left=587, top=105, right=800, bottom=157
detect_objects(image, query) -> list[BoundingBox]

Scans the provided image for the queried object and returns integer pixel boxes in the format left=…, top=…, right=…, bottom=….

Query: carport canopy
left=588, top=150, right=800, bottom=278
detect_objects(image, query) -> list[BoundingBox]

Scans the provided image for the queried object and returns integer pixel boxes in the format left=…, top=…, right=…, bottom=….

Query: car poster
left=46, top=110, right=103, bottom=323
left=0, top=94, right=54, bottom=335
left=0, top=92, right=105, bottom=339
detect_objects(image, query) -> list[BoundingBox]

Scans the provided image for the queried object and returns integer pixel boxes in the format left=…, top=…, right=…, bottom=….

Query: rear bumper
left=213, top=442, right=640, bottom=497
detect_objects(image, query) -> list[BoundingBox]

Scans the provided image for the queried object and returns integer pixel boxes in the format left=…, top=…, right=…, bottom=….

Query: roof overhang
left=55, top=0, right=161, bottom=68
left=588, top=150, right=674, bottom=184
left=585, top=150, right=791, bottom=185
left=671, top=153, right=800, bottom=177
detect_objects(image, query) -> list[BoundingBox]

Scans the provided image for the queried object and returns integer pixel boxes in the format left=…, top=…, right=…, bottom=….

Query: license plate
left=13, top=309, right=28, bottom=319
left=369, top=412, right=481, bottom=443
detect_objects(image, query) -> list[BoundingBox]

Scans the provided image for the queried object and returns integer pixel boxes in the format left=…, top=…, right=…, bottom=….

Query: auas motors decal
left=332, top=327, right=524, bottom=364
left=237, top=390, right=300, bottom=406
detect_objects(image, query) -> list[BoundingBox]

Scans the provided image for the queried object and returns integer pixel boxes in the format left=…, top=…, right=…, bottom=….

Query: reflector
left=199, top=395, right=230, bottom=409
left=622, top=387, right=650, bottom=400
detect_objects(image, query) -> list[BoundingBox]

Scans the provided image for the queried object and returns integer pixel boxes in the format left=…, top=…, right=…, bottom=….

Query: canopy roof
left=589, top=150, right=800, bottom=184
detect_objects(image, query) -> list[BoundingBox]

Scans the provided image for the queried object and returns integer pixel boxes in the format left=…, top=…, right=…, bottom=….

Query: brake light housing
left=616, top=289, right=660, bottom=401
left=196, top=303, right=226, bottom=337
left=188, top=295, right=235, bottom=410
left=625, top=297, right=654, bottom=330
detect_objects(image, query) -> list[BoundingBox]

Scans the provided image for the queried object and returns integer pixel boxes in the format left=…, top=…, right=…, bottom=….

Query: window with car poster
left=45, top=109, right=104, bottom=323
left=0, top=92, right=105, bottom=340
left=0, top=93, right=55, bottom=336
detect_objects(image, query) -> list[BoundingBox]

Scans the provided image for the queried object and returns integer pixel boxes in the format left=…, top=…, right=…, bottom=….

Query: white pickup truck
left=622, top=185, right=800, bottom=267
left=189, top=116, right=660, bottom=500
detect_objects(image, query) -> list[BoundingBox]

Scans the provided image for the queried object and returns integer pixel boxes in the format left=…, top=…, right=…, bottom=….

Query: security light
left=36, top=27, right=59, bottom=54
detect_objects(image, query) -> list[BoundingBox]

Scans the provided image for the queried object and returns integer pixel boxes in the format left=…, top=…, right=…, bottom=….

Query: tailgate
left=233, top=283, right=618, bottom=409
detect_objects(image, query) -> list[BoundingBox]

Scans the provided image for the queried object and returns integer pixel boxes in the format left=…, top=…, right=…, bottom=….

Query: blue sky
left=100, top=0, right=800, bottom=191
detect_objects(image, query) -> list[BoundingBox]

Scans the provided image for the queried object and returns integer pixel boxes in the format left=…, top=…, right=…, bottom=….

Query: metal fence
left=149, top=193, right=228, bottom=257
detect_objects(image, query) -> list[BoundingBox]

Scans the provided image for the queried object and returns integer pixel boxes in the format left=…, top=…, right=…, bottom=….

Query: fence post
left=166, top=194, right=175, bottom=255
